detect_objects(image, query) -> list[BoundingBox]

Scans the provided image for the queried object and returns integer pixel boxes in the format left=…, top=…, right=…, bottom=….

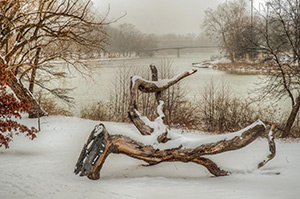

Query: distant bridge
left=144, top=46, right=219, bottom=57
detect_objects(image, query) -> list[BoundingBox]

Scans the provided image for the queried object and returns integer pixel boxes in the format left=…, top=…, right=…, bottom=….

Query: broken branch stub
left=74, top=124, right=110, bottom=179
left=150, top=64, right=162, bottom=103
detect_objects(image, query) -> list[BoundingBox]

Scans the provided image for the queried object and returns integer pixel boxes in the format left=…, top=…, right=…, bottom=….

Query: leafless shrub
left=80, top=62, right=293, bottom=136
left=198, top=80, right=279, bottom=133
left=273, top=112, right=300, bottom=138
left=80, top=101, right=112, bottom=121
left=40, top=97, right=73, bottom=117
left=166, top=101, right=200, bottom=130
left=80, top=65, right=154, bottom=123
left=107, top=66, right=133, bottom=122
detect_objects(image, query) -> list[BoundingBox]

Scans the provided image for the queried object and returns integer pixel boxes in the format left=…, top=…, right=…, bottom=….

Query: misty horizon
left=92, top=0, right=265, bottom=35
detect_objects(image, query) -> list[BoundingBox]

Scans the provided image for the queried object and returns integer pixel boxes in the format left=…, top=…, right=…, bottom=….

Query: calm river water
left=58, top=51, right=290, bottom=116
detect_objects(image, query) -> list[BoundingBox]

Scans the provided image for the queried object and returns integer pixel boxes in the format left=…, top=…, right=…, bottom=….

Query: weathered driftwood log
left=74, top=121, right=276, bottom=180
left=75, top=65, right=276, bottom=180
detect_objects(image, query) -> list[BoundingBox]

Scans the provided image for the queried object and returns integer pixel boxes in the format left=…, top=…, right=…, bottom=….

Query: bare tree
left=0, top=0, right=108, bottom=117
left=106, top=23, right=158, bottom=57
left=203, top=0, right=253, bottom=62
left=254, top=0, right=300, bottom=137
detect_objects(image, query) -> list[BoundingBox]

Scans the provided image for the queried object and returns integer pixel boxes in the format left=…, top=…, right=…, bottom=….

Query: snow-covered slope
left=0, top=116, right=299, bottom=199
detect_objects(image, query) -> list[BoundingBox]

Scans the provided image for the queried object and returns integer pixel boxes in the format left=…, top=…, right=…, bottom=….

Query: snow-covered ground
left=1, top=116, right=299, bottom=199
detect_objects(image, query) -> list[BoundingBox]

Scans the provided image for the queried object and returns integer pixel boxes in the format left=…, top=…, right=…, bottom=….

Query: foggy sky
left=93, top=0, right=265, bottom=35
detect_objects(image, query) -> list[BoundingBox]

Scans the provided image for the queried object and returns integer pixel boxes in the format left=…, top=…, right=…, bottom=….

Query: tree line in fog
left=104, top=23, right=213, bottom=57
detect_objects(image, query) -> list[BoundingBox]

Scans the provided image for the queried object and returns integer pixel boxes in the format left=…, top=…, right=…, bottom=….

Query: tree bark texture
left=150, top=64, right=162, bottom=103
left=8, top=74, right=47, bottom=118
left=75, top=121, right=275, bottom=180
left=28, top=47, right=41, bottom=94
left=282, top=94, right=300, bottom=138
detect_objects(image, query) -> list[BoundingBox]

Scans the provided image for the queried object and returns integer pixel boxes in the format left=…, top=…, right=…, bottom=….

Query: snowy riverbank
left=194, top=59, right=290, bottom=74
left=1, top=116, right=300, bottom=199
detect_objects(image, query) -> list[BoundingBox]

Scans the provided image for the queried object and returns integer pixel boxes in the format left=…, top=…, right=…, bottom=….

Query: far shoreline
left=195, top=60, right=294, bottom=75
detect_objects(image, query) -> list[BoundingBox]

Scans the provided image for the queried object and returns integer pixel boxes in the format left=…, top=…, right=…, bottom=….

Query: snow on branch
left=75, top=120, right=274, bottom=180
left=132, top=100, right=168, bottom=145
left=128, top=67, right=197, bottom=139
left=130, top=69, right=197, bottom=92
left=107, top=120, right=267, bottom=150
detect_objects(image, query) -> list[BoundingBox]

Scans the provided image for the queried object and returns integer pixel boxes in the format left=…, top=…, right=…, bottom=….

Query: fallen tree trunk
left=75, top=64, right=276, bottom=180
left=75, top=120, right=275, bottom=180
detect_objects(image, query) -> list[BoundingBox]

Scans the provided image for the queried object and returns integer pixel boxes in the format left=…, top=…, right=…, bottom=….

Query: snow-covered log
left=75, top=120, right=274, bottom=180
left=75, top=64, right=276, bottom=180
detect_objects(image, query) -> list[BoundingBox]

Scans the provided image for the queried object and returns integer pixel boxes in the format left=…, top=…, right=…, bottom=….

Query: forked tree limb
left=150, top=64, right=169, bottom=143
left=75, top=120, right=273, bottom=180
left=128, top=67, right=197, bottom=136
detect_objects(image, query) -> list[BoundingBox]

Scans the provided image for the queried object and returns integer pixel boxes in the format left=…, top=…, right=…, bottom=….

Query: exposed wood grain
left=75, top=121, right=271, bottom=180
